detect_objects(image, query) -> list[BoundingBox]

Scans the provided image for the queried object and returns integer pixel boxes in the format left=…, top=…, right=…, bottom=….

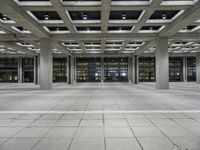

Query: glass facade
left=187, top=57, right=196, bottom=82
left=104, top=57, right=128, bottom=82
left=76, top=57, right=101, bottom=82
left=139, top=57, right=155, bottom=82
left=0, top=58, right=18, bottom=82
left=22, top=58, right=34, bottom=82
left=0, top=56, right=198, bottom=83
left=53, top=57, right=67, bottom=82
left=169, top=57, right=183, bottom=82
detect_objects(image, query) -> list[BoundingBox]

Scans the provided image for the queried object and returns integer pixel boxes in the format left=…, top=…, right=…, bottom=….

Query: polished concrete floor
left=0, top=82, right=200, bottom=150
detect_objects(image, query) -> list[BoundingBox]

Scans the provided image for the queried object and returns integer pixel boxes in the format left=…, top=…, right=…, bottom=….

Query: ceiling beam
left=135, top=40, right=155, bottom=55
left=159, top=0, right=200, bottom=36
left=0, top=0, right=49, bottom=38
left=0, top=41, right=36, bottom=55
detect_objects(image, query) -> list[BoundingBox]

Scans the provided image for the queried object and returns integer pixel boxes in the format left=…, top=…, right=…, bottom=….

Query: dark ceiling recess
left=0, top=13, right=11, bottom=20
left=140, top=26, right=161, bottom=30
left=110, top=11, right=142, bottom=20
left=112, top=0, right=149, bottom=1
left=108, top=26, right=132, bottom=31
left=15, top=26, right=28, bottom=31
left=182, top=25, right=197, bottom=30
left=46, top=27, right=68, bottom=31
left=84, top=42, right=101, bottom=44
left=76, top=26, right=101, bottom=31
left=64, top=42, right=78, bottom=45
left=30, top=11, right=61, bottom=20
left=18, top=0, right=49, bottom=1
left=163, top=0, right=193, bottom=1
left=129, top=41, right=143, bottom=45
left=63, top=0, right=100, bottom=1
left=150, top=10, right=180, bottom=20
left=175, top=41, right=188, bottom=44
left=106, top=42, right=123, bottom=45
left=68, top=11, right=100, bottom=20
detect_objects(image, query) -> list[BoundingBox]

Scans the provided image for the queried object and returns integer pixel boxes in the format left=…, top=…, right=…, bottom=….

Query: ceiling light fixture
left=44, top=14, right=49, bottom=20
left=122, top=13, right=126, bottom=20
left=162, top=13, right=167, bottom=19
left=2, top=15, right=7, bottom=20
left=83, top=13, right=87, bottom=20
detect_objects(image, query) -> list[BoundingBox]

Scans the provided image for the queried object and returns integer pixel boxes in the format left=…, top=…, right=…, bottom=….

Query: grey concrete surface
left=0, top=82, right=200, bottom=150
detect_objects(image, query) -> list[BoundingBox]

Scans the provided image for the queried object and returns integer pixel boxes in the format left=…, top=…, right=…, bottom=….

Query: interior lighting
left=2, top=15, right=7, bottom=20
left=83, top=13, right=87, bottom=20
left=122, top=13, right=126, bottom=20
left=44, top=14, right=49, bottom=20
left=162, top=13, right=167, bottom=19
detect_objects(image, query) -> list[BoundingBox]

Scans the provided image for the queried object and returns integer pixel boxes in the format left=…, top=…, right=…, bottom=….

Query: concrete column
left=183, top=57, right=187, bottom=82
left=37, top=54, right=40, bottom=85
left=156, top=37, right=169, bottom=89
left=34, top=56, right=38, bottom=84
left=197, top=53, right=200, bottom=83
left=74, top=57, right=77, bottom=83
left=101, top=57, right=104, bottom=82
left=68, top=55, right=74, bottom=84
left=18, top=58, right=22, bottom=83
left=136, top=56, right=139, bottom=84
left=128, top=57, right=132, bottom=83
left=131, top=55, right=138, bottom=84
left=40, top=38, right=53, bottom=90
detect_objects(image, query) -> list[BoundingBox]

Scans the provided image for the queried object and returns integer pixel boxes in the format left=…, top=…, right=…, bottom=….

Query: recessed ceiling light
left=2, top=15, right=7, bottom=20
left=162, top=13, right=167, bottom=19
left=44, top=14, right=49, bottom=20
left=122, top=13, right=126, bottom=20
left=83, top=13, right=87, bottom=20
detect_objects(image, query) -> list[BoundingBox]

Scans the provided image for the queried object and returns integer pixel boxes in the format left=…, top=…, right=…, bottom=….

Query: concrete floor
left=0, top=82, right=200, bottom=150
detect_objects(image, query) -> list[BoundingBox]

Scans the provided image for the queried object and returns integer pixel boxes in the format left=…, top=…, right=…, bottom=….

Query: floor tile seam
left=0, top=122, right=32, bottom=147
left=124, top=117, right=144, bottom=150
left=144, top=115, right=182, bottom=150
left=67, top=113, right=84, bottom=150
left=29, top=116, right=64, bottom=149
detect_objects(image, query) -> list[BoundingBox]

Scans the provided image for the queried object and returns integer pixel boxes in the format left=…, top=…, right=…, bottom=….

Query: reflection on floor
left=0, top=82, right=200, bottom=150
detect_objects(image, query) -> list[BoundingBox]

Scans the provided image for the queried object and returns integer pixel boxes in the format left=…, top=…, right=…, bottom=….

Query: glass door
left=0, top=58, right=18, bottom=82
left=139, top=57, right=155, bottom=82
left=22, top=58, right=34, bottom=82
left=104, top=57, right=128, bottom=82
left=76, top=57, right=101, bottom=82
left=169, top=57, right=183, bottom=82
left=53, top=57, right=67, bottom=82
left=187, top=57, right=196, bottom=82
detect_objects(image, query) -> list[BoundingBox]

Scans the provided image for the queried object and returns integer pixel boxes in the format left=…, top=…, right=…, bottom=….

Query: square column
left=128, top=57, right=132, bottom=83
left=18, top=58, right=22, bottom=83
left=40, top=38, right=53, bottom=90
left=183, top=57, right=187, bottom=82
left=197, top=53, right=200, bottom=83
left=156, top=37, right=169, bottom=89
left=74, top=57, right=77, bottom=83
left=131, top=55, right=138, bottom=84
left=101, top=57, right=104, bottom=82
left=34, top=56, right=38, bottom=84
left=68, top=55, right=74, bottom=84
